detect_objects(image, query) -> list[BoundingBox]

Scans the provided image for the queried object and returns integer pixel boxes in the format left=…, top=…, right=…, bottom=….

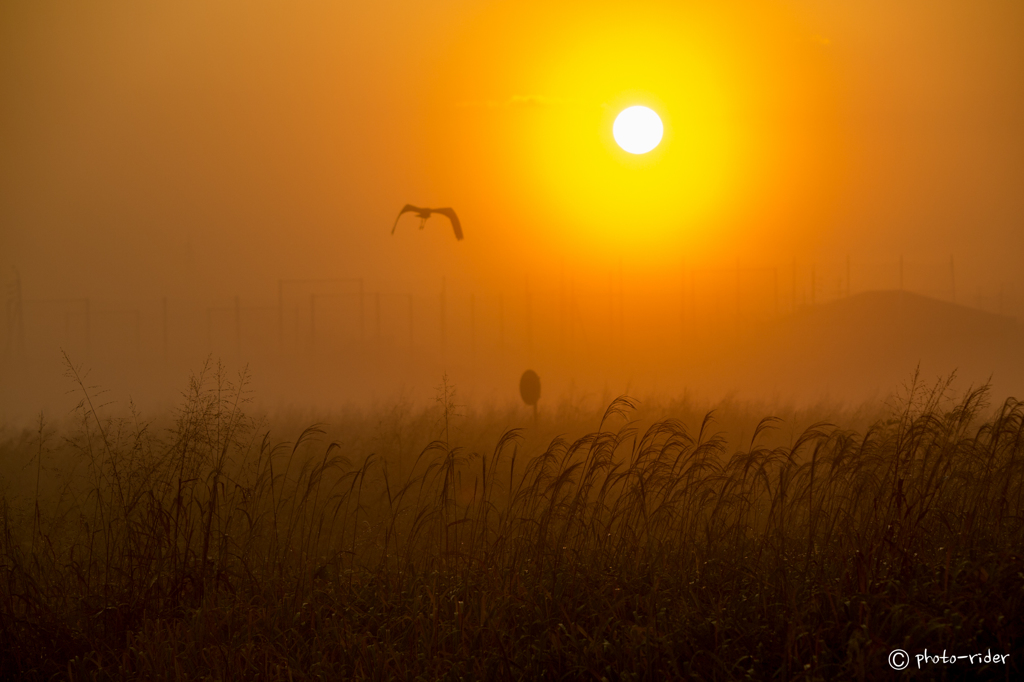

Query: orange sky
left=1, top=0, right=1023, bottom=416
left=1, top=0, right=1022, bottom=301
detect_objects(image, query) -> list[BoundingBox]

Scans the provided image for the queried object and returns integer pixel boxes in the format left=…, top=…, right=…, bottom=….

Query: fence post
left=408, top=293, right=415, bottom=362
left=690, top=268, right=695, bottom=329
left=498, top=293, right=504, bottom=353
left=310, top=293, right=316, bottom=352
left=132, top=310, right=141, bottom=352
left=618, top=261, right=624, bottom=354
left=559, top=260, right=565, bottom=352
left=950, top=255, right=956, bottom=302
left=161, top=297, right=168, bottom=362
left=735, top=259, right=741, bottom=328
left=774, top=268, right=779, bottom=316
left=680, top=263, right=686, bottom=341
left=234, top=295, right=241, bottom=359
left=440, top=277, right=446, bottom=363
left=791, top=259, right=797, bottom=312
left=607, top=273, right=613, bottom=352
left=526, top=276, right=532, bottom=358
left=570, top=277, right=575, bottom=349
left=84, top=298, right=91, bottom=356
left=8, top=271, right=26, bottom=359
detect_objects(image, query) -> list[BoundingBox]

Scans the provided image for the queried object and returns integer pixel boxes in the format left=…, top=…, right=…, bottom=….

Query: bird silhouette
left=391, top=205, right=463, bottom=241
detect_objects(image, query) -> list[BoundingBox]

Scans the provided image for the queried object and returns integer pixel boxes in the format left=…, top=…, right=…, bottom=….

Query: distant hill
left=707, top=290, right=1023, bottom=402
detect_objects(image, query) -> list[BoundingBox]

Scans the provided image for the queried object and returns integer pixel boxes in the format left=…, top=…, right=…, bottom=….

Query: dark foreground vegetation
left=1, top=363, right=1022, bottom=680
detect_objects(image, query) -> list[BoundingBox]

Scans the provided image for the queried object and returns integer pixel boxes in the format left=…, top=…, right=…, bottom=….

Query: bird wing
left=433, top=208, right=463, bottom=240
left=391, top=204, right=424, bottom=234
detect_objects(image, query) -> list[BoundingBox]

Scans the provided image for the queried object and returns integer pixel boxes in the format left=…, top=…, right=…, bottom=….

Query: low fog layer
left=2, top=283, right=1020, bottom=424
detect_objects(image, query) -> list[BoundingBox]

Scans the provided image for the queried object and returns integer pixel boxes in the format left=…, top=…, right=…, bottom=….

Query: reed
left=0, top=364, right=1021, bottom=680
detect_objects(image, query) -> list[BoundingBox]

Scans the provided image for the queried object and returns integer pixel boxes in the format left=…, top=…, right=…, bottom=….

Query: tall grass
left=1, top=363, right=1022, bottom=680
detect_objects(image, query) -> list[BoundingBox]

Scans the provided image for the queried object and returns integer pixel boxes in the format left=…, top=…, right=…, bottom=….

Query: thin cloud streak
left=455, top=94, right=583, bottom=109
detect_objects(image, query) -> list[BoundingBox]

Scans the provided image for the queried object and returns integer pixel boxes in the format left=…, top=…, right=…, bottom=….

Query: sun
left=612, top=105, right=664, bottom=154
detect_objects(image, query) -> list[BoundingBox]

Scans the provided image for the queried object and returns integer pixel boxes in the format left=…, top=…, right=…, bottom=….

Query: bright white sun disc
left=613, top=106, right=663, bottom=154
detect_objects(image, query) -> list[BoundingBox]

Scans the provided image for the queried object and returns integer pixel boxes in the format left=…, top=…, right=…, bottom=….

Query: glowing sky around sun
left=0, top=0, right=1022, bottom=306
left=425, top=1, right=848, bottom=263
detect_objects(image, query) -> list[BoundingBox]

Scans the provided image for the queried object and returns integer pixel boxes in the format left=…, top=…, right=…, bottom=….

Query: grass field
left=1, top=361, right=1022, bottom=680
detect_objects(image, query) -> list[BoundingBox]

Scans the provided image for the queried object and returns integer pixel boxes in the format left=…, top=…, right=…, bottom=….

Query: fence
left=2, top=258, right=1019, bottom=374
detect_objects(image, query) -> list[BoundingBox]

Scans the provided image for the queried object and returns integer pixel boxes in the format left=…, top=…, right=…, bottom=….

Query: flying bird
left=391, top=205, right=463, bottom=241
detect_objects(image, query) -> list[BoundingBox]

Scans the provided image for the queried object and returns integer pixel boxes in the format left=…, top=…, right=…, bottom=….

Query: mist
left=4, top=4, right=1024, bottom=679
left=2, top=0, right=1023, bottom=422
